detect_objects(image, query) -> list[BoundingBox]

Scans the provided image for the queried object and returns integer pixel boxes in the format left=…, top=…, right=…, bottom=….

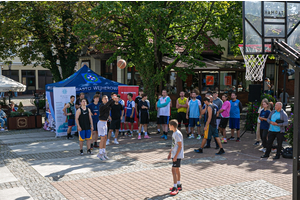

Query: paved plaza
left=0, top=126, right=293, bottom=200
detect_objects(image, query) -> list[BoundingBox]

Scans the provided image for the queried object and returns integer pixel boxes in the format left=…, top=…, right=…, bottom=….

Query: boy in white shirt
left=167, top=119, right=184, bottom=196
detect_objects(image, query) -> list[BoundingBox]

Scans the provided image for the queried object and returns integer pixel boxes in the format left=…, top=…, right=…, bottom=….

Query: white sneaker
left=103, top=153, right=109, bottom=160
left=0, top=128, right=4, bottom=131
left=196, top=135, right=201, bottom=140
left=113, top=140, right=119, bottom=144
left=97, top=153, right=106, bottom=161
left=106, top=140, right=110, bottom=145
left=259, top=148, right=266, bottom=153
left=188, top=134, right=195, bottom=139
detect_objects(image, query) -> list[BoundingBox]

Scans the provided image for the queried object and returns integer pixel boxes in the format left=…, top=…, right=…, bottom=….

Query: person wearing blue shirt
left=261, top=102, right=288, bottom=159
left=87, top=94, right=101, bottom=149
left=258, top=99, right=271, bottom=151
left=125, top=93, right=135, bottom=137
left=228, top=92, right=243, bottom=142
left=186, top=91, right=202, bottom=139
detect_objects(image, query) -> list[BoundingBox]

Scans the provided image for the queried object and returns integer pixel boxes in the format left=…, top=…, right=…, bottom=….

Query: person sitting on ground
left=0, top=105, right=7, bottom=131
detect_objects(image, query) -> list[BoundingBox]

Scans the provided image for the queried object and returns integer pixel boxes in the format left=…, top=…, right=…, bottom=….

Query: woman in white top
left=254, top=100, right=264, bottom=146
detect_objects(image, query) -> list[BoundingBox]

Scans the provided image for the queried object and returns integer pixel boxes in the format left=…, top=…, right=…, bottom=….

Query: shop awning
left=0, top=75, right=26, bottom=92
left=162, top=56, right=243, bottom=70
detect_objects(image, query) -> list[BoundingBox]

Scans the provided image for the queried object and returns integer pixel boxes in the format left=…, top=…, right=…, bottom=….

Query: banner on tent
left=118, top=86, right=139, bottom=130
left=53, top=87, right=77, bottom=137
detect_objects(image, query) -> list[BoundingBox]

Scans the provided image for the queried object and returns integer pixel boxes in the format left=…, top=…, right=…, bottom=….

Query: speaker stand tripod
left=240, top=102, right=255, bottom=138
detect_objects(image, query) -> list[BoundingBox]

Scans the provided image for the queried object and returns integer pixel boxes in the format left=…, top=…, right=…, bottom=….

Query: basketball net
left=239, top=44, right=269, bottom=82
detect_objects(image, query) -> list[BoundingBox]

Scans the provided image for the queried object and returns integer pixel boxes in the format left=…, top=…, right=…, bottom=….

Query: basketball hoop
left=239, top=44, right=269, bottom=82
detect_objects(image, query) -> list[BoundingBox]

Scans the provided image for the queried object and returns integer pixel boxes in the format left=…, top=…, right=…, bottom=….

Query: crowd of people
left=62, top=87, right=289, bottom=163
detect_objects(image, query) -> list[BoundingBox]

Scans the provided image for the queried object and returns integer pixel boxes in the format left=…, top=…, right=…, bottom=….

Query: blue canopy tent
left=46, top=65, right=125, bottom=121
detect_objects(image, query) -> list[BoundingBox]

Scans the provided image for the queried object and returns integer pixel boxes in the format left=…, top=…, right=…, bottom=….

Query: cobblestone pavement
left=0, top=126, right=293, bottom=200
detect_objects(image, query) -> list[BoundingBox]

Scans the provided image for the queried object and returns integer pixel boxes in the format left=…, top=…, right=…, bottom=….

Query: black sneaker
left=67, top=134, right=74, bottom=140
left=228, top=136, right=235, bottom=141
left=194, top=148, right=203, bottom=153
left=90, top=143, right=94, bottom=150
left=204, top=145, right=211, bottom=149
left=216, top=148, right=225, bottom=155
left=177, top=184, right=182, bottom=191
left=156, top=131, right=160, bottom=134
left=187, top=133, right=191, bottom=138
left=236, top=138, right=241, bottom=142
left=80, top=149, right=83, bottom=156
left=253, top=141, right=260, bottom=146
left=87, top=149, right=93, bottom=155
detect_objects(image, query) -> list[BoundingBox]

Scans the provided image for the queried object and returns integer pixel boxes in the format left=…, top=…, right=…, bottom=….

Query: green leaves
left=0, top=1, right=97, bottom=82
left=74, top=1, right=242, bottom=109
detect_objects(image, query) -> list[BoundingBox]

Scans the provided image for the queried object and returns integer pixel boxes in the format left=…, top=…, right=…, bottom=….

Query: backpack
left=282, top=147, right=293, bottom=159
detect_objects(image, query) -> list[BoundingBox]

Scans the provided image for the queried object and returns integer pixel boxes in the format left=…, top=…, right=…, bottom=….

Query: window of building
left=2, top=70, right=19, bottom=82
left=220, top=71, right=236, bottom=93
left=101, top=60, right=113, bottom=80
left=38, top=70, right=53, bottom=90
left=265, top=63, right=275, bottom=80
left=237, top=71, right=251, bottom=92
left=201, top=71, right=219, bottom=94
left=183, top=73, right=199, bottom=93
left=127, top=66, right=143, bottom=87
left=165, top=71, right=177, bottom=94
left=288, top=64, right=295, bottom=80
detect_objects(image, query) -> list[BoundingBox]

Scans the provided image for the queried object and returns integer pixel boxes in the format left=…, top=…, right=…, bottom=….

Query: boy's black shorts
left=172, top=159, right=181, bottom=168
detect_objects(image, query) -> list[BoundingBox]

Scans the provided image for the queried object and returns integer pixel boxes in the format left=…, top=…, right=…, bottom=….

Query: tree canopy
left=0, top=1, right=96, bottom=81
left=75, top=1, right=242, bottom=107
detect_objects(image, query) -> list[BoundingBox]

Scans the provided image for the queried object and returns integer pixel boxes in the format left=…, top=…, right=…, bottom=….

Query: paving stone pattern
left=0, top=126, right=293, bottom=200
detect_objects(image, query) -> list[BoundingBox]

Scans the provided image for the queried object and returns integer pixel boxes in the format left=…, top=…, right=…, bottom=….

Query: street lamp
left=8, top=63, right=12, bottom=103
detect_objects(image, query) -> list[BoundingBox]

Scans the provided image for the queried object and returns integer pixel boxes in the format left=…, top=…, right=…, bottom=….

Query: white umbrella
left=0, top=75, right=26, bottom=92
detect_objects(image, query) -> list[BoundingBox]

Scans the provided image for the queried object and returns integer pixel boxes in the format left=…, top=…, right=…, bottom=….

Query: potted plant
left=283, top=113, right=293, bottom=159
left=8, top=101, right=42, bottom=130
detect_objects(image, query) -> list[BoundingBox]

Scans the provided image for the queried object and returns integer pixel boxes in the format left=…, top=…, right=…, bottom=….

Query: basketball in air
left=117, top=59, right=127, bottom=69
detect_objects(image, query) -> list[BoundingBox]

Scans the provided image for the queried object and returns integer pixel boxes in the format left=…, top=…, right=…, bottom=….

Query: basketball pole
left=282, top=62, right=288, bottom=111
left=293, top=67, right=300, bottom=200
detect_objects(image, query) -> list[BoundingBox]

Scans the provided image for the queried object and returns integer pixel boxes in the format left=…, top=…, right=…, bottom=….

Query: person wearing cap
left=264, top=78, right=271, bottom=94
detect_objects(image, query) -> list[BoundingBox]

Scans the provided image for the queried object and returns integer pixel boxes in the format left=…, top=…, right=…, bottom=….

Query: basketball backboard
left=243, top=1, right=300, bottom=55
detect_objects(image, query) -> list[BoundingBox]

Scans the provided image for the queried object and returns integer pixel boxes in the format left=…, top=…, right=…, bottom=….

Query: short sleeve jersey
left=171, top=130, right=184, bottom=159
left=188, top=99, right=201, bottom=118
left=111, top=103, right=124, bottom=120
left=260, top=109, right=271, bottom=130
left=138, top=100, right=150, bottom=114
left=87, top=102, right=100, bottom=122
left=126, top=100, right=135, bottom=117
left=230, top=99, right=241, bottom=118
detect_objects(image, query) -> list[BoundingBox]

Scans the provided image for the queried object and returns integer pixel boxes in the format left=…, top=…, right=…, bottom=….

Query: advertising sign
left=225, top=76, right=232, bottom=86
left=206, top=75, right=214, bottom=86
left=118, top=86, right=139, bottom=130
left=53, top=87, right=77, bottom=137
